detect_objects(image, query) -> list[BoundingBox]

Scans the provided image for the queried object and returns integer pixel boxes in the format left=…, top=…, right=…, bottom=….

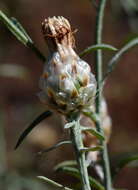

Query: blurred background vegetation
left=0, top=0, right=138, bottom=189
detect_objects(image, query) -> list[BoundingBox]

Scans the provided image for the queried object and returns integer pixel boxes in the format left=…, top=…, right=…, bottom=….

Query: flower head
left=38, top=16, right=96, bottom=115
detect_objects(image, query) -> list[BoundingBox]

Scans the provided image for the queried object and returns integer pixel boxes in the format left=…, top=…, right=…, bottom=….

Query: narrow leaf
left=38, top=140, right=72, bottom=155
left=81, top=127, right=105, bottom=141
left=79, top=43, right=117, bottom=57
left=57, top=166, right=105, bottom=190
left=64, top=121, right=75, bottom=129
left=112, top=154, right=138, bottom=178
left=83, top=111, right=100, bottom=123
left=0, top=10, right=28, bottom=45
left=37, top=176, right=73, bottom=190
left=118, top=154, right=138, bottom=168
left=80, top=146, right=103, bottom=153
left=103, top=37, right=138, bottom=81
left=10, top=17, right=33, bottom=42
left=54, top=160, right=77, bottom=171
left=10, top=17, right=46, bottom=62
left=15, top=110, right=52, bottom=149
left=0, top=11, right=46, bottom=62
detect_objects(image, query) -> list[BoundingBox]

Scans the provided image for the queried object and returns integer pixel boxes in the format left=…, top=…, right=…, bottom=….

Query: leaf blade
left=80, top=146, right=103, bottom=153
left=54, top=160, right=77, bottom=171
left=79, top=43, right=117, bottom=57
left=15, top=110, right=52, bottom=149
left=10, top=17, right=33, bottom=42
left=37, top=176, right=74, bottom=190
left=81, top=127, right=105, bottom=141
left=57, top=166, right=105, bottom=190
left=0, top=10, right=46, bottom=62
left=0, top=10, right=28, bottom=45
left=38, top=140, right=72, bottom=155
left=103, top=37, right=138, bottom=81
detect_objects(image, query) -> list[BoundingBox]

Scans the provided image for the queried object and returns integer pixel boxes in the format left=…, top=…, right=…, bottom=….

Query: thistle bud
left=38, top=16, right=96, bottom=115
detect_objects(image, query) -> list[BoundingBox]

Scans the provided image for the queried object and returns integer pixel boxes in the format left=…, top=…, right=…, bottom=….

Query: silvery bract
left=38, top=16, right=96, bottom=115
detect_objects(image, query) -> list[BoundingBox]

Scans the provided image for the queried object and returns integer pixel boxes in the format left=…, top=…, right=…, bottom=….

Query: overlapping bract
left=38, top=17, right=96, bottom=115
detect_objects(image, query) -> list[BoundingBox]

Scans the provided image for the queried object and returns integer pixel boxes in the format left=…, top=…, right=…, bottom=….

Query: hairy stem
left=69, top=117, right=91, bottom=190
left=94, top=0, right=112, bottom=189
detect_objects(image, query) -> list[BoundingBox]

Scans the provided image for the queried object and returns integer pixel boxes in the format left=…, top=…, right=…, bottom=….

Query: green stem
left=94, top=0, right=112, bottom=190
left=69, top=118, right=91, bottom=190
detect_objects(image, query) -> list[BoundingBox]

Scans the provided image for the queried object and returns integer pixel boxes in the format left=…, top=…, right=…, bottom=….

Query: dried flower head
left=38, top=16, right=96, bottom=115
left=41, top=16, right=76, bottom=51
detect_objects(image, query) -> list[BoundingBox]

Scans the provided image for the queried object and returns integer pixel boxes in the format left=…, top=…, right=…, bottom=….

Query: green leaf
left=0, top=10, right=46, bottom=62
left=54, top=160, right=77, bottom=171
left=15, top=111, right=52, bottom=149
left=79, top=43, right=117, bottom=57
left=103, top=37, right=138, bottom=81
left=81, top=127, right=105, bottom=141
left=83, top=111, right=100, bottom=123
left=112, top=154, right=138, bottom=179
left=123, top=34, right=138, bottom=45
left=10, top=17, right=46, bottom=62
left=10, top=17, right=33, bottom=42
left=37, top=176, right=74, bottom=190
left=118, top=154, right=138, bottom=168
left=56, top=166, right=105, bottom=190
left=0, top=10, right=28, bottom=45
left=37, top=140, right=72, bottom=155
left=64, top=121, right=76, bottom=129
left=80, top=146, right=103, bottom=153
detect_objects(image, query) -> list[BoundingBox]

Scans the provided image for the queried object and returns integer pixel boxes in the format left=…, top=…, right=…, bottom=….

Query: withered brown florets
left=39, top=16, right=97, bottom=115
left=41, top=16, right=76, bottom=51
